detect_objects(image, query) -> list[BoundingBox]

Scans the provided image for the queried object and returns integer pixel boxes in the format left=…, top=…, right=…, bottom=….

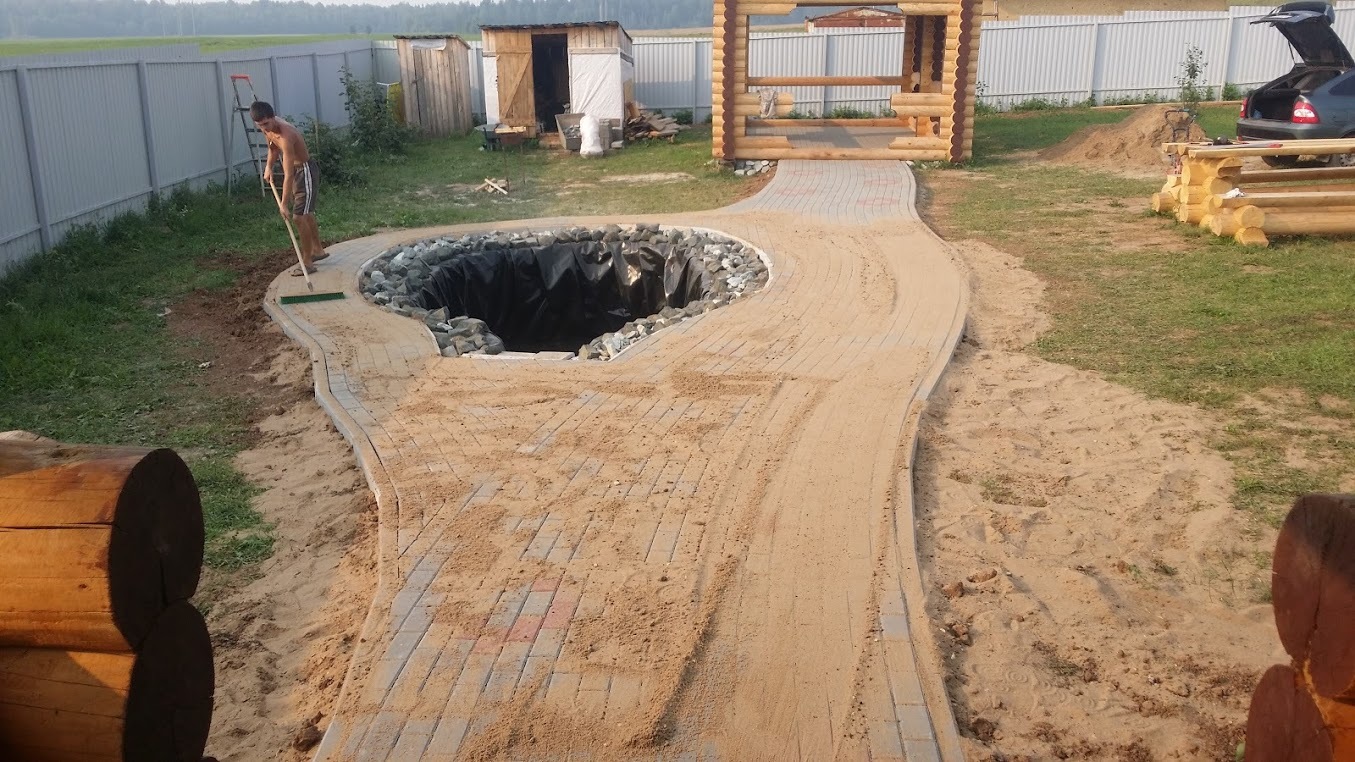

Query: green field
left=0, top=35, right=388, bottom=57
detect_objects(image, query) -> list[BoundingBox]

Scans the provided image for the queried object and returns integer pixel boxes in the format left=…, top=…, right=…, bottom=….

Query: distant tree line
left=2, top=0, right=882, bottom=38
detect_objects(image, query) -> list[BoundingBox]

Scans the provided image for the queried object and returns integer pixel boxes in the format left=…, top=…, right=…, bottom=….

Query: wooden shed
left=394, top=35, right=475, bottom=138
left=714, top=0, right=981, bottom=163
left=480, top=22, right=635, bottom=138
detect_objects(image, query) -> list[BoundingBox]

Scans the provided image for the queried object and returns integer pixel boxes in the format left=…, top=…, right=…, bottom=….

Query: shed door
left=409, top=39, right=452, bottom=136
left=496, top=52, right=536, bottom=132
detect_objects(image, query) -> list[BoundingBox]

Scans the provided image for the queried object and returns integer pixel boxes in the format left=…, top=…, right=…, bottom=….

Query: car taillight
left=1293, top=97, right=1320, bottom=124
left=1240, top=97, right=1249, bottom=119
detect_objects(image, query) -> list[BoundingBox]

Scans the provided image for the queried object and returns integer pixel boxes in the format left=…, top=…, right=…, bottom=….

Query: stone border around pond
left=358, top=224, right=772, bottom=361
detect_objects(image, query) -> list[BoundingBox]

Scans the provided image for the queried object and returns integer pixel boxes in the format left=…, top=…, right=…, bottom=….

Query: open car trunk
left=1253, top=2, right=1355, bottom=67
left=1247, top=67, right=1346, bottom=120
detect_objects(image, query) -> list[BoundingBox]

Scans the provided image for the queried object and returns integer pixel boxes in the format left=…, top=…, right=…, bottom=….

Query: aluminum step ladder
left=225, top=74, right=273, bottom=197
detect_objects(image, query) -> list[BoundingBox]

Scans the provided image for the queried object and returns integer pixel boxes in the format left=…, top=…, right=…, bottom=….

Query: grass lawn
left=0, top=126, right=752, bottom=577
left=0, top=34, right=386, bottom=57
left=920, top=104, right=1355, bottom=540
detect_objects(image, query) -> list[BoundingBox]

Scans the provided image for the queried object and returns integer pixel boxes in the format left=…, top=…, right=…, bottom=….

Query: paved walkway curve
left=264, top=160, right=970, bottom=761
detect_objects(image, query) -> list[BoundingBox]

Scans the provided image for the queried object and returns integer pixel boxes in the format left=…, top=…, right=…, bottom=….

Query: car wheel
left=1320, top=150, right=1355, bottom=168
left=1262, top=155, right=1302, bottom=168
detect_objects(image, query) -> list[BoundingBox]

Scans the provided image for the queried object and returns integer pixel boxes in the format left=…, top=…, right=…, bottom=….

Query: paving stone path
left=265, top=160, right=970, bottom=761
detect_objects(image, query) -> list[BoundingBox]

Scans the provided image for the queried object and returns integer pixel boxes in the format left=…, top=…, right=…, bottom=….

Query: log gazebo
left=713, top=0, right=981, bottom=162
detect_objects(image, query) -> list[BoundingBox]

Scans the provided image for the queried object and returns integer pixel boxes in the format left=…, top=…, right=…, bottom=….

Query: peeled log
left=1262, top=210, right=1355, bottom=237
left=0, top=602, right=213, bottom=761
left=0, top=443, right=204, bottom=652
left=1150, top=192, right=1178, bottom=214
left=1273, top=494, right=1355, bottom=700
left=1245, top=665, right=1333, bottom=762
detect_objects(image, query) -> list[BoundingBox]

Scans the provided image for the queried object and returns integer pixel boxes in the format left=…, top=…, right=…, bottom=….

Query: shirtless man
left=250, top=101, right=326, bottom=275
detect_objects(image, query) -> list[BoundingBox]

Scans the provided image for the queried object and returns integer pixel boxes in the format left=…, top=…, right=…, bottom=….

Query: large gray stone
left=425, top=308, right=450, bottom=328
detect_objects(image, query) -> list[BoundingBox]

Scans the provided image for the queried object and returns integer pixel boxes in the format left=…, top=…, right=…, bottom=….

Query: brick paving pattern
left=264, top=160, right=970, bottom=760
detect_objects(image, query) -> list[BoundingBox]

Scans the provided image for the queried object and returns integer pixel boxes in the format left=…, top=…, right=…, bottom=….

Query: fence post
left=692, top=40, right=702, bottom=117
left=268, top=56, right=280, bottom=113
left=311, top=53, right=323, bottom=122
left=14, top=68, right=52, bottom=253
left=135, top=62, right=161, bottom=196
left=1086, top=22, right=1102, bottom=104
left=822, top=34, right=834, bottom=116
left=215, top=60, right=231, bottom=176
left=1219, top=15, right=1238, bottom=97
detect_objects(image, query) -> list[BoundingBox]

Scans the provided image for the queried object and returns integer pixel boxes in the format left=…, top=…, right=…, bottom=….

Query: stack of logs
left=1153, top=139, right=1355, bottom=247
left=1245, top=493, right=1355, bottom=761
left=0, top=436, right=213, bottom=761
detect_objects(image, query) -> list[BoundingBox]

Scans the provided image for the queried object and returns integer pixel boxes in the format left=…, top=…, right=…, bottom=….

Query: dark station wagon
left=1237, top=1, right=1355, bottom=166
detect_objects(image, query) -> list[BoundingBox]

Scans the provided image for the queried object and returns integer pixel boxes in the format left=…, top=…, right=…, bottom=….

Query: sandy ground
left=156, top=246, right=378, bottom=761
left=913, top=238, right=1284, bottom=760
left=1041, top=105, right=1208, bottom=179
left=203, top=339, right=378, bottom=761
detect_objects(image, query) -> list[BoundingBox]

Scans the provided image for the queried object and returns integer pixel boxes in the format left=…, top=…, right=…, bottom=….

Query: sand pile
left=1040, top=104, right=1209, bottom=176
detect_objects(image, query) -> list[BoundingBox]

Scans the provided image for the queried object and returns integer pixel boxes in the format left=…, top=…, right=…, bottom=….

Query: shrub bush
left=827, top=105, right=879, bottom=119
left=341, top=67, right=414, bottom=156
left=300, top=117, right=365, bottom=187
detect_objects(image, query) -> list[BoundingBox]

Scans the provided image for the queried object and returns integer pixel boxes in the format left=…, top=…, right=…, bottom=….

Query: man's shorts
left=292, top=161, right=318, bottom=216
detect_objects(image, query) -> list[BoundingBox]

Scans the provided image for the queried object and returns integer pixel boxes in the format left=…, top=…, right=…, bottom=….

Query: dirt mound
left=1040, top=105, right=1208, bottom=176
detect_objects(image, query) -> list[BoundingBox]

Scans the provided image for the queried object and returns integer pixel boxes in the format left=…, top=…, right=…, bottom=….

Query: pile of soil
left=1040, top=104, right=1208, bottom=177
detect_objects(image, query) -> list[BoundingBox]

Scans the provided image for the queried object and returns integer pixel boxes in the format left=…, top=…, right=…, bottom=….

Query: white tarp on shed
left=569, top=51, right=625, bottom=124
left=483, top=56, right=501, bottom=125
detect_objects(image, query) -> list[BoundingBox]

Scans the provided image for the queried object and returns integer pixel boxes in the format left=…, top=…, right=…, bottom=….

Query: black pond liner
left=417, top=240, right=714, bottom=353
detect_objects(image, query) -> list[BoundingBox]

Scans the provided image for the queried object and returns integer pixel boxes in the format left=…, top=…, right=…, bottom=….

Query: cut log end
left=124, top=601, right=215, bottom=761
left=0, top=602, right=213, bottom=761
left=1150, top=192, right=1177, bottom=214
left=1235, top=227, right=1269, bottom=247
left=125, top=449, right=205, bottom=603
left=1245, top=665, right=1334, bottom=762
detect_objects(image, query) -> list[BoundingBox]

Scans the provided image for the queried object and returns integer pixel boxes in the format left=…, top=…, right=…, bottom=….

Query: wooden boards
left=0, top=443, right=204, bottom=652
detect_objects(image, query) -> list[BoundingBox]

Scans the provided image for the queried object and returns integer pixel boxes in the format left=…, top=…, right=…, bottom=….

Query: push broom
left=270, top=178, right=345, bottom=306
